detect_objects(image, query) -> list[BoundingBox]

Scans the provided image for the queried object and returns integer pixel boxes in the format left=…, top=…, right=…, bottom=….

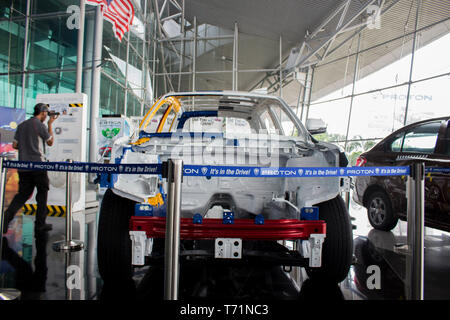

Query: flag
left=86, top=0, right=135, bottom=41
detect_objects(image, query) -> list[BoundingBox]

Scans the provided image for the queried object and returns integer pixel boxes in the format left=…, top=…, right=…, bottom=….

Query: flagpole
left=76, top=0, right=86, bottom=93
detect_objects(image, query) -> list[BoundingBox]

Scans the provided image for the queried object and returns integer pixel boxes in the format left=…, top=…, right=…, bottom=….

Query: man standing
left=3, top=103, right=58, bottom=234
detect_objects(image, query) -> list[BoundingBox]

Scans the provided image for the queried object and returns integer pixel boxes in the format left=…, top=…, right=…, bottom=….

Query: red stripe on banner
left=115, top=0, right=134, bottom=24
left=104, top=10, right=127, bottom=32
left=106, top=8, right=129, bottom=31
left=106, top=9, right=129, bottom=30
left=109, top=2, right=131, bottom=25
left=111, top=0, right=128, bottom=17
left=105, top=12, right=127, bottom=32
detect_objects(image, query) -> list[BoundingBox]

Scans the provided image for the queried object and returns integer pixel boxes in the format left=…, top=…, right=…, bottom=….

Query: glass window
left=404, top=77, right=450, bottom=125
left=346, top=85, right=409, bottom=140
left=31, top=0, right=75, bottom=15
left=444, top=122, right=450, bottom=155
left=28, top=15, right=78, bottom=71
left=401, top=121, right=441, bottom=154
left=308, top=97, right=351, bottom=142
left=390, top=134, right=404, bottom=152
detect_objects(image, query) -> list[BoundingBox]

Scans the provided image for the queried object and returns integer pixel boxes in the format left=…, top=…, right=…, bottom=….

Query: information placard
left=31, top=93, right=88, bottom=212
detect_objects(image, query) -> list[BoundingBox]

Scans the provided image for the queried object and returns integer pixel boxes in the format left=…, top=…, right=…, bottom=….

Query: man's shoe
left=34, top=223, right=52, bottom=233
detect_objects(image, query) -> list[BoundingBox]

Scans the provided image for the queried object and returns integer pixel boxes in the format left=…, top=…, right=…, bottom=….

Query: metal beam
left=285, top=0, right=378, bottom=73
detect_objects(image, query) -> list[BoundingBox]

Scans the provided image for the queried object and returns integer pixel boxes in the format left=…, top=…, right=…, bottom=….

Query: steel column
left=124, top=32, right=131, bottom=116
left=141, top=0, right=148, bottom=116
left=232, top=22, right=238, bottom=91
left=279, top=36, right=282, bottom=97
left=89, top=5, right=103, bottom=164
left=20, top=0, right=31, bottom=109
left=177, top=0, right=185, bottom=92
left=152, top=9, right=157, bottom=103
left=403, top=0, right=422, bottom=126
left=304, top=67, right=315, bottom=123
left=192, top=16, right=197, bottom=91
left=344, top=32, right=362, bottom=152
left=75, top=0, right=86, bottom=93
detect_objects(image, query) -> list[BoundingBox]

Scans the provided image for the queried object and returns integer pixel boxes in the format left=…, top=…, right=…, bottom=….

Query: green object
left=102, top=128, right=121, bottom=139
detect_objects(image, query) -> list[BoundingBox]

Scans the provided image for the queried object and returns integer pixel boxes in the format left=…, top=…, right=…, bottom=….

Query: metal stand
left=163, top=159, right=183, bottom=300
left=406, top=162, right=425, bottom=300
left=0, top=157, right=21, bottom=300
left=52, top=160, right=84, bottom=252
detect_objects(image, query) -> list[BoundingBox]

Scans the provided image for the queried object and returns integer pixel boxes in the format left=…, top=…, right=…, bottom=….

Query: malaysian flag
left=86, top=0, right=135, bottom=41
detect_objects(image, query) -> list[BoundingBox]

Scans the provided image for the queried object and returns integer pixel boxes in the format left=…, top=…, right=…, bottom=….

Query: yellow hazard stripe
left=69, top=103, right=83, bottom=108
left=22, top=205, right=66, bottom=217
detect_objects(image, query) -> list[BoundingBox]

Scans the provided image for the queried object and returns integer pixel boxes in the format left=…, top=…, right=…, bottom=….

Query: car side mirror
left=306, top=118, right=327, bottom=135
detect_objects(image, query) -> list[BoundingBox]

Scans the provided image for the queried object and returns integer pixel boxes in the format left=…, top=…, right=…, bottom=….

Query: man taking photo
left=3, top=103, right=58, bottom=234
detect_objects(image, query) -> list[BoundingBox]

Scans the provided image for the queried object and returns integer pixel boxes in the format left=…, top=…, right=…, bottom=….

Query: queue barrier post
left=163, top=159, right=183, bottom=300
left=406, top=161, right=425, bottom=300
left=52, top=159, right=84, bottom=252
left=0, top=157, right=21, bottom=300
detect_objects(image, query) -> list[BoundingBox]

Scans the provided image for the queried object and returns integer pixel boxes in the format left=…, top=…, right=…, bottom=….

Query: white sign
left=30, top=93, right=88, bottom=212
left=96, top=116, right=131, bottom=162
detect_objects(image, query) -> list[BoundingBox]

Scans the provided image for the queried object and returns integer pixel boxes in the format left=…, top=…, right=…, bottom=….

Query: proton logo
left=201, top=167, right=208, bottom=175
left=30, top=163, right=33, bottom=169
left=253, top=168, right=260, bottom=176
left=340, top=168, right=345, bottom=175
left=298, top=169, right=303, bottom=176
left=85, top=164, right=89, bottom=172
left=119, top=165, right=123, bottom=172
left=55, top=164, right=59, bottom=170
left=375, top=168, right=380, bottom=174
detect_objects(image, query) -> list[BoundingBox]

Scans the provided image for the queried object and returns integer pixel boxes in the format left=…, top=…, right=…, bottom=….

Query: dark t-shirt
left=14, top=117, right=50, bottom=162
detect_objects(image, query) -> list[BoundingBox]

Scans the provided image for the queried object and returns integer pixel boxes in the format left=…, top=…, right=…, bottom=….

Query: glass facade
left=308, top=4, right=450, bottom=165
left=0, top=0, right=154, bottom=119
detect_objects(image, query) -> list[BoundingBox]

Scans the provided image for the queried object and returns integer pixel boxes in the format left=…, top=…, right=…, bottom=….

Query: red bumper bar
left=130, top=217, right=326, bottom=240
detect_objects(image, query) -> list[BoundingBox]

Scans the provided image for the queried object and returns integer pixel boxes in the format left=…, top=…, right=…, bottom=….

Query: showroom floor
left=1, top=191, right=449, bottom=300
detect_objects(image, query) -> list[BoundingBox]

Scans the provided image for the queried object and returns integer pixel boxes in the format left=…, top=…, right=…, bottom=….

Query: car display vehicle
left=353, top=116, right=450, bottom=232
left=96, top=91, right=352, bottom=293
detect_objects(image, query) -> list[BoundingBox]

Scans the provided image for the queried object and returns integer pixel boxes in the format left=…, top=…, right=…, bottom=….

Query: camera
left=48, top=111, right=60, bottom=117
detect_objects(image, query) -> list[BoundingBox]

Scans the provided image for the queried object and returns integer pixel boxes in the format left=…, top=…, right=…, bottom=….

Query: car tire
left=366, top=191, right=398, bottom=231
left=306, top=195, right=353, bottom=283
left=97, top=189, right=137, bottom=295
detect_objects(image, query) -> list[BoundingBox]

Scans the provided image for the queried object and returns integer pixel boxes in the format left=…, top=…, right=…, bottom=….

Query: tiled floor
left=1, top=192, right=449, bottom=300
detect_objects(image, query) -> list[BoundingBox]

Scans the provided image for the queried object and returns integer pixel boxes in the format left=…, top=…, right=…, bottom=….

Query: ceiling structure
left=156, top=0, right=450, bottom=103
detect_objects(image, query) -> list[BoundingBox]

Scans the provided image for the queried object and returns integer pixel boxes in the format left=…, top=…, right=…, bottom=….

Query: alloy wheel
left=368, top=197, right=386, bottom=226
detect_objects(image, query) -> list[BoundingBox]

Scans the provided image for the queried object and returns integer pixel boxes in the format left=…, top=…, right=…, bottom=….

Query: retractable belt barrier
left=2, top=159, right=449, bottom=177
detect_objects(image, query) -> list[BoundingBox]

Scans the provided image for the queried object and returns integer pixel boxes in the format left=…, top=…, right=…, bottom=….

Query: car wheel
left=306, top=195, right=353, bottom=283
left=366, top=191, right=398, bottom=231
left=97, top=189, right=137, bottom=298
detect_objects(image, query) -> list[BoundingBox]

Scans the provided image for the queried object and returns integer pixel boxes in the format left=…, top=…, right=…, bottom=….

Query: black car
left=353, top=116, right=450, bottom=232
